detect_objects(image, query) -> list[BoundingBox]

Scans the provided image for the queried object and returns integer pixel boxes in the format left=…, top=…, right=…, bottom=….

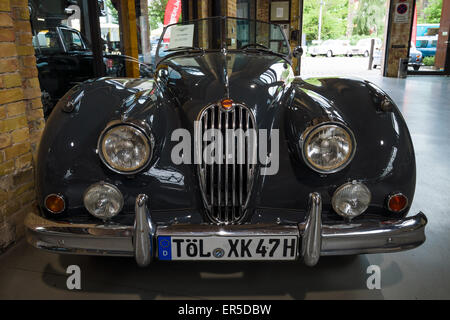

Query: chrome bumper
left=25, top=193, right=427, bottom=267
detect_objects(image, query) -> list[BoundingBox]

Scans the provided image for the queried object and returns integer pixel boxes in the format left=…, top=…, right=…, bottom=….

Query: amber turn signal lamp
left=387, top=193, right=408, bottom=212
left=45, top=194, right=65, bottom=214
left=221, top=98, right=233, bottom=110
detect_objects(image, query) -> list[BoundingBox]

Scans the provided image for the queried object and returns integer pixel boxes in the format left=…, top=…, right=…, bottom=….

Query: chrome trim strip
left=133, top=194, right=155, bottom=267
left=302, top=192, right=322, bottom=266
left=319, top=212, right=427, bottom=255
left=25, top=212, right=134, bottom=256
left=239, top=107, right=243, bottom=208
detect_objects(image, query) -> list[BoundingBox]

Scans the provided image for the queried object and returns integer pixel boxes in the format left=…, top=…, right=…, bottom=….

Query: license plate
left=157, top=236, right=298, bottom=261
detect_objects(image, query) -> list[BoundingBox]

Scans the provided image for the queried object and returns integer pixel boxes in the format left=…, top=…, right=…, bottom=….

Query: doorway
left=299, top=0, right=389, bottom=78
left=408, top=0, right=450, bottom=75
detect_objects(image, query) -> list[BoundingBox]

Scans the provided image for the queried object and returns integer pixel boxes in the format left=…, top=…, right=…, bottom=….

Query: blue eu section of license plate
left=158, top=236, right=172, bottom=260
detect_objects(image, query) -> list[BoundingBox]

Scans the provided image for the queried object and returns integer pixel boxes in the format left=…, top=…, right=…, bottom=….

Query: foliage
left=423, top=56, right=435, bottom=66
left=418, top=0, right=442, bottom=24
left=352, top=0, right=386, bottom=37
left=149, top=0, right=169, bottom=30
left=341, top=34, right=369, bottom=45
left=105, top=0, right=119, bottom=24
left=302, top=0, right=349, bottom=42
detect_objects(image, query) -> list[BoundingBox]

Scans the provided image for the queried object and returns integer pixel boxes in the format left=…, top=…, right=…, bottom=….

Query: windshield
left=33, top=29, right=63, bottom=54
left=60, top=28, right=86, bottom=51
left=156, top=17, right=290, bottom=63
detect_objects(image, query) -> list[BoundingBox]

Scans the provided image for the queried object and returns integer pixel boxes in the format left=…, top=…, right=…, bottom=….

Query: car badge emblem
left=220, top=98, right=234, bottom=111
left=213, top=248, right=225, bottom=258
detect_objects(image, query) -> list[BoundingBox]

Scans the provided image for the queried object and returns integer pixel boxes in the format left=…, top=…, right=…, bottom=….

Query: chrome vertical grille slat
left=198, top=103, right=256, bottom=224
left=232, top=108, right=236, bottom=222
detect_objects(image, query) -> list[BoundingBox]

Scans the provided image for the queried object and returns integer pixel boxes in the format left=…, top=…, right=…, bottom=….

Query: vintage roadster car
left=25, top=17, right=427, bottom=267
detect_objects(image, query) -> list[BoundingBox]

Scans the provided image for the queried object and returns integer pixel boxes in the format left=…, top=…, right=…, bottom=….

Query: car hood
left=127, top=52, right=294, bottom=124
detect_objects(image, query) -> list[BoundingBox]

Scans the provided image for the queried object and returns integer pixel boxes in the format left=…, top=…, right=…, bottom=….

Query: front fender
left=283, top=77, right=415, bottom=219
left=36, top=77, right=203, bottom=225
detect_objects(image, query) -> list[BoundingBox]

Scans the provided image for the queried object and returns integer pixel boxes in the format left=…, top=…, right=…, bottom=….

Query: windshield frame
left=155, top=16, right=292, bottom=66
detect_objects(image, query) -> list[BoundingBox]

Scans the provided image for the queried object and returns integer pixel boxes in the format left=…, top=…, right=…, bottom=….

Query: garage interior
left=0, top=0, right=449, bottom=299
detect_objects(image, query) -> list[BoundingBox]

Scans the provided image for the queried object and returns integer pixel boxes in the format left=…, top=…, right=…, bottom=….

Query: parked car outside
left=308, top=39, right=351, bottom=57
left=33, top=25, right=153, bottom=116
left=372, top=42, right=422, bottom=71
left=415, top=36, right=437, bottom=58
left=349, top=38, right=382, bottom=57
left=26, top=17, right=427, bottom=267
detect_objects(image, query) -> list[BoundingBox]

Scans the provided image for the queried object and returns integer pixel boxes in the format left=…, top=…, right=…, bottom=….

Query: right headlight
left=301, top=122, right=356, bottom=173
left=98, top=123, right=153, bottom=174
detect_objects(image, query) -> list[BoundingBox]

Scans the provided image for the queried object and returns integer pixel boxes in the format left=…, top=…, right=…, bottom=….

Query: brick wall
left=257, top=0, right=269, bottom=22
left=290, top=0, right=299, bottom=73
left=224, top=0, right=237, bottom=17
left=0, top=0, right=44, bottom=252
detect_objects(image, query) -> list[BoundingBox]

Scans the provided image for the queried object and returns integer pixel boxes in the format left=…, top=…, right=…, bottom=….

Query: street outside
left=300, top=56, right=382, bottom=78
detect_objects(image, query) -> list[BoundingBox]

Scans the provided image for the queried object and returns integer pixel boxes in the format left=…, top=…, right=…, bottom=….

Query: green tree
left=418, top=0, right=442, bottom=23
left=353, top=0, right=386, bottom=36
left=149, top=0, right=169, bottom=30
left=105, top=0, right=119, bottom=24
left=302, top=0, right=348, bottom=42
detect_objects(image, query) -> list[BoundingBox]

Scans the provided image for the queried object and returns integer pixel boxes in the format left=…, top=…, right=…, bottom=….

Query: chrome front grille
left=197, top=103, right=257, bottom=224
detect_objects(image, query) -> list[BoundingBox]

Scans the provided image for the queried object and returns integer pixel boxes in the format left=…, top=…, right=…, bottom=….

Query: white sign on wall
left=394, top=2, right=410, bottom=24
left=168, top=24, right=194, bottom=49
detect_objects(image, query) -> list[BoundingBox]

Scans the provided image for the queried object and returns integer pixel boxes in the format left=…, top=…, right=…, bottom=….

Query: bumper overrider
left=25, top=193, right=427, bottom=267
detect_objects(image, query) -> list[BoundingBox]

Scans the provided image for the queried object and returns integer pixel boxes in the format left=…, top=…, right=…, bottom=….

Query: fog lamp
left=44, top=194, right=65, bottom=214
left=83, top=182, right=123, bottom=221
left=332, top=181, right=371, bottom=220
left=387, top=193, right=408, bottom=212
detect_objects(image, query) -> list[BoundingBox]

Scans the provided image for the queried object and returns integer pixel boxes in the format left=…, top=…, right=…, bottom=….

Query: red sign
left=163, top=0, right=182, bottom=42
left=411, top=4, right=417, bottom=44
left=163, top=0, right=182, bottom=26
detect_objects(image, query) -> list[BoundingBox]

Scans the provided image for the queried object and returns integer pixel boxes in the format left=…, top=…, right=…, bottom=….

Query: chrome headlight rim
left=97, top=121, right=154, bottom=175
left=301, top=121, right=356, bottom=174
left=83, top=181, right=124, bottom=220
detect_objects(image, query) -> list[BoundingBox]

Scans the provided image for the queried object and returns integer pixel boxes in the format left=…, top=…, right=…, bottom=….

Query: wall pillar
left=119, top=0, right=139, bottom=78
left=435, top=0, right=450, bottom=70
left=257, top=0, right=270, bottom=22
left=383, top=0, right=415, bottom=77
left=0, top=0, right=45, bottom=252
left=290, top=0, right=300, bottom=74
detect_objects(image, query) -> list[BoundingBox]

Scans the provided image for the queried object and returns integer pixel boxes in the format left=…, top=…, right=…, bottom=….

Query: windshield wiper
left=243, top=47, right=273, bottom=54
left=165, top=46, right=204, bottom=52
left=242, top=46, right=287, bottom=58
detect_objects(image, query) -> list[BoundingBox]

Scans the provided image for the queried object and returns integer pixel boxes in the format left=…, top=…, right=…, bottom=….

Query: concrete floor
left=0, top=75, right=449, bottom=299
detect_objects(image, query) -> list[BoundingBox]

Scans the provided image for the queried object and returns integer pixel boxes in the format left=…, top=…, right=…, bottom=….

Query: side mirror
left=293, top=46, right=303, bottom=58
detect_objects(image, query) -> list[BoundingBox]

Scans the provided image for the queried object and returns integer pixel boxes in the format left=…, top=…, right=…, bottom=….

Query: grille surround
left=196, top=102, right=257, bottom=225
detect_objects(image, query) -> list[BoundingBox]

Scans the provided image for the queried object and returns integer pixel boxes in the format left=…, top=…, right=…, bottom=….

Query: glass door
left=409, top=0, right=450, bottom=75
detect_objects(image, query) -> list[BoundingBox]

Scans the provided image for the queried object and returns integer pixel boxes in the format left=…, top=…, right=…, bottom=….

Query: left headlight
left=301, top=122, right=356, bottom=173
left=98, top=123, right=152, bottom=174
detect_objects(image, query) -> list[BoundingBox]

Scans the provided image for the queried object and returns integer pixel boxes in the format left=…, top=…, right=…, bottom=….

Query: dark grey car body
left=26, top=17, right=427, bottom=266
